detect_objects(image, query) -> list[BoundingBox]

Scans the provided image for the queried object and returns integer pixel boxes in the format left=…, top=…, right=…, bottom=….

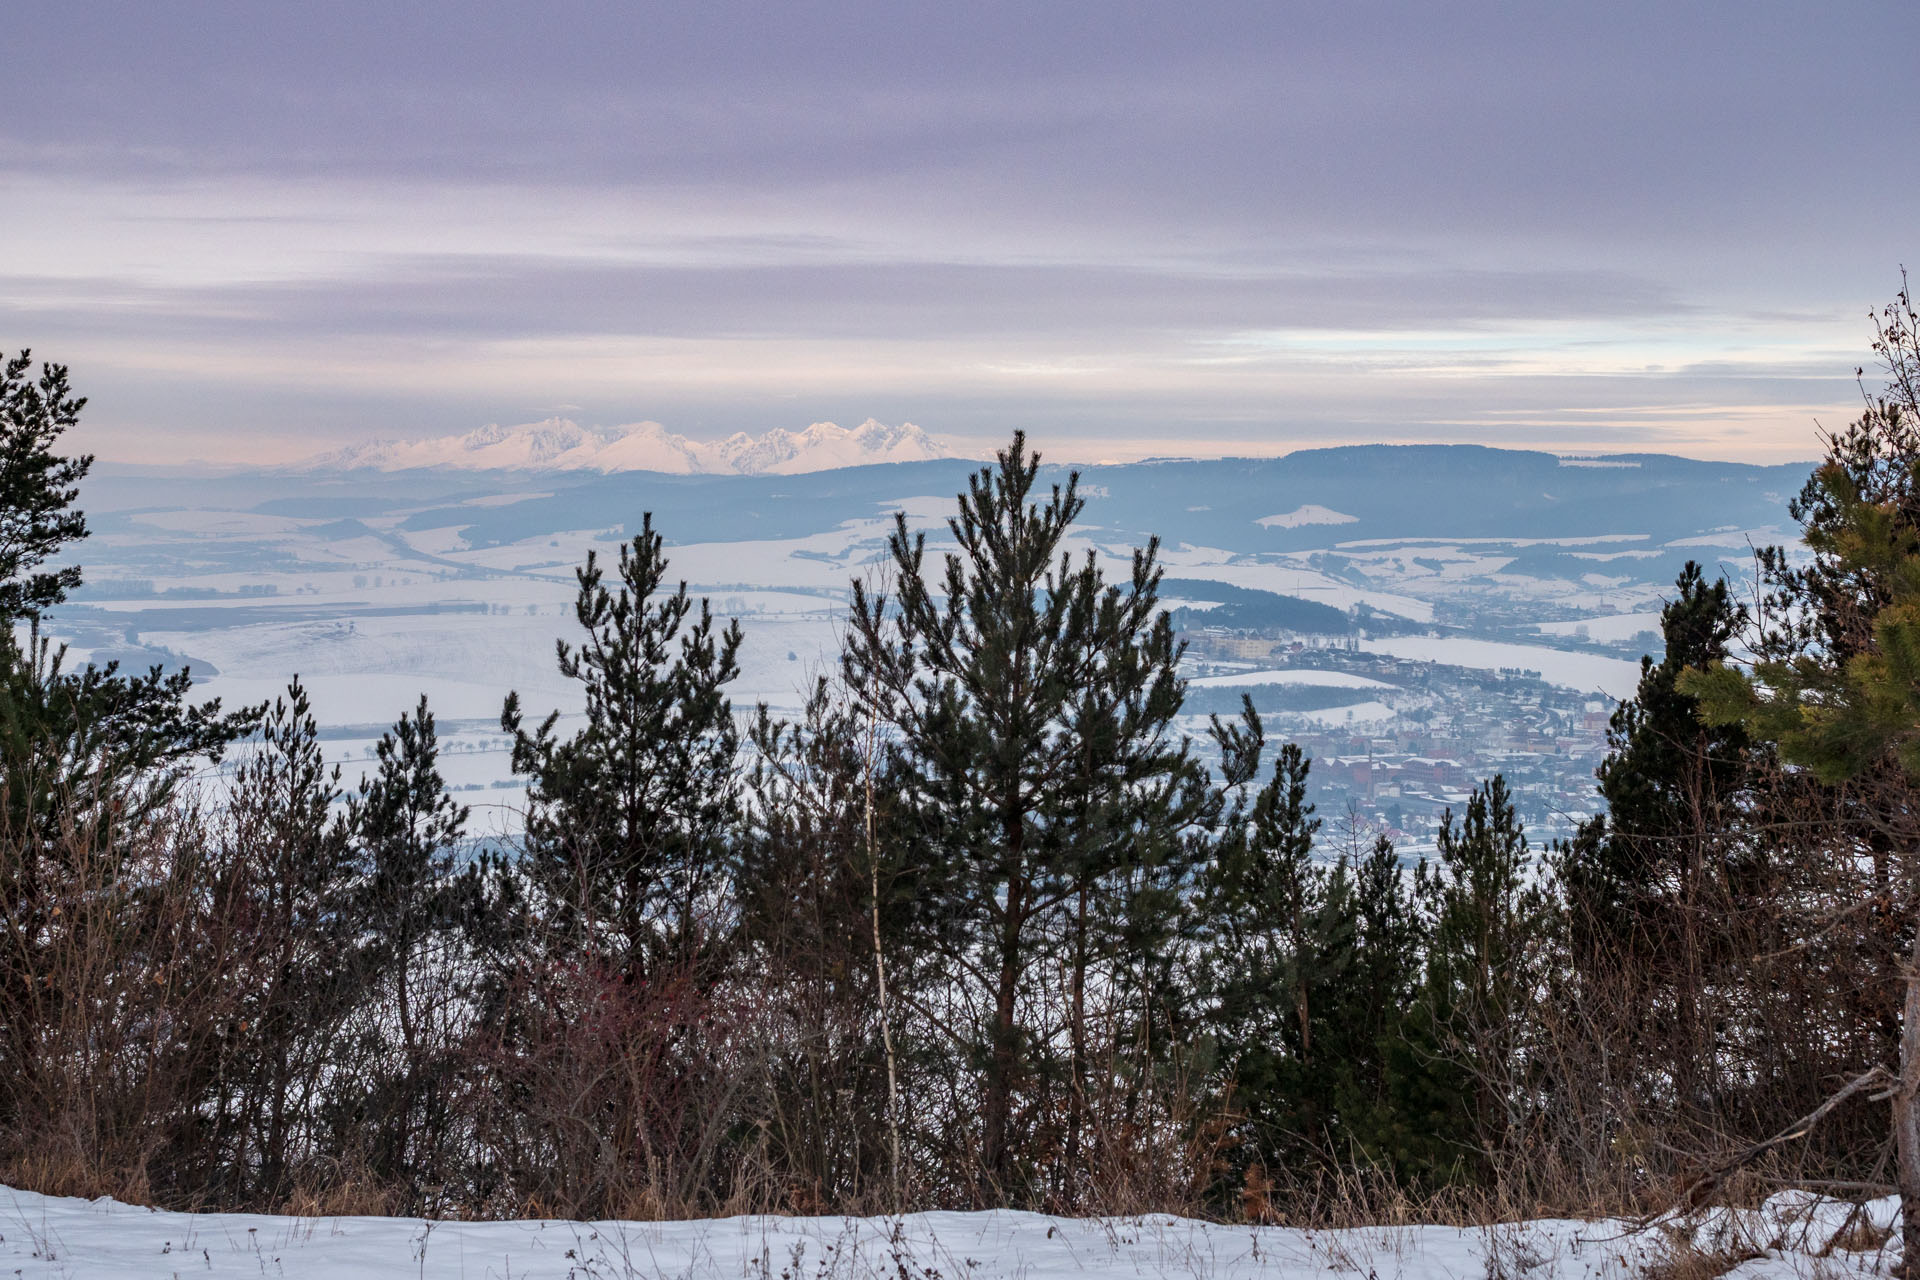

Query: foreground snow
left=0, top=1185, right=1897, bottom=1278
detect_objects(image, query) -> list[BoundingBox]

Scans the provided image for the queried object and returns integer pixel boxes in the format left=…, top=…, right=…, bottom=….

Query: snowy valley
left=52, top=439, right=1811, bottom=848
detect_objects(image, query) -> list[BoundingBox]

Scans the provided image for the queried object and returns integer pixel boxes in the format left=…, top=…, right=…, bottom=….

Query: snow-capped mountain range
left=296, top=418, right=954, bottom=475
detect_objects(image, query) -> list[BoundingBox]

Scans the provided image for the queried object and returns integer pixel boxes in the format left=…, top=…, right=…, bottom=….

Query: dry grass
left=1823, top=1213, right=1893, bottom=1256
left=1638, top=1233, right=1765, bottom=1280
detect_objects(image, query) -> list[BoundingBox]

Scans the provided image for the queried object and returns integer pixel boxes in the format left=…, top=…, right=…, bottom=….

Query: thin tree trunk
left=863, top=701, right=902, bottom=1210
left=983, top=833, right=1025, bottom=1203
left=1065, top=885, right=1088, bottom=1209
left=1897, top=955, right=1920, bottom=1275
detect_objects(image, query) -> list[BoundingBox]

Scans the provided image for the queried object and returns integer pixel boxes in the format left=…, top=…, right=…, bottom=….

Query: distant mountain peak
left=296, top=418, right=954, bottom=475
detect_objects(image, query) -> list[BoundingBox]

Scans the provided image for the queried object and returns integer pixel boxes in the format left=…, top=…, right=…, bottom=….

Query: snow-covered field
left=1190, top=669, right=1397, bottom=690
left=0, top=1185, right=1895, bottom=1278
left=1358, top=637, right=1643, bottom=701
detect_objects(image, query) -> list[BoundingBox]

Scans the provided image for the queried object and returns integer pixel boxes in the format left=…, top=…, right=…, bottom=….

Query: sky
left=4, top=1, right=1916, bottom=466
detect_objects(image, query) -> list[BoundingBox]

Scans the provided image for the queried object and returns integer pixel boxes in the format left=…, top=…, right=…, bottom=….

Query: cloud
left=3, top=0, right=1914, bottom=464
left=0, top=255, right=1699, bottom=345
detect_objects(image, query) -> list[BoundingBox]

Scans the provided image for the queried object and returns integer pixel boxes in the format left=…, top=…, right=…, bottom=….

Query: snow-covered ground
left=0, top=1186, right=1896, bottom=1278
left=1358, top=636, right=1643, bottom=700
left=1190, top=669, right=1397, bottom=690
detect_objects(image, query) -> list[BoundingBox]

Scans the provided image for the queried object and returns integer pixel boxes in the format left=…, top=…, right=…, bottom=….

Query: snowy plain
left=0, top=1185, right=1901, bottom=1279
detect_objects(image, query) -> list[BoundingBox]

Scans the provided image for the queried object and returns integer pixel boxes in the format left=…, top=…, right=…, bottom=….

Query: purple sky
left=6, top=0, right=1915, bottom=464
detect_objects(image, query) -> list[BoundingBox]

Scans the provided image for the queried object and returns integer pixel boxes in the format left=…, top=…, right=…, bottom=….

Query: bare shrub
left=0, top=796, right=267, bottom=1206
left=468, top=938, right=771, bottom=1220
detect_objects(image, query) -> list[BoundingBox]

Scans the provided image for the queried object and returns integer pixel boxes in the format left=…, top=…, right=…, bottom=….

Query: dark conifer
left=735, top=679, right=930, bottom=1205
left=216, top=679, right=364, bottom=1202
left=842, top=432, right=1214, bottom=1204
left=1416, top=777, right=1550, bottom=1178
left=0, top=352, right=256, bottom=841
left=1562, top=564, right=1752, bottom=953
left=0, top=351, right=89, bottom=624
left=346, top=695, right=483, bottom=1204
left=1201, top=743, right=1357, bottom=1179
left=1557, top=563, right=1758, bottom=1128
left=502, top=514, right=743, bottom=977
left=1324, top=835, right=1429, bottom=1179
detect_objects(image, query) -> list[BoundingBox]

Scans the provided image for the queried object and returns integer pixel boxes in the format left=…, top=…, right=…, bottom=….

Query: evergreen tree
left=1416, top=777, right=1552, bottom=1180
left=1683, top=279, right=1920, bottom=1259
left=0, top=351, right=255, bottom=841
left=1202, top=743, right=1350, bottom=1177
left=1558, top=563, right=1758, bottom=1129
left=0, top=353, right=257, bottom=1161
left=345, top=694, right=485, bottom=1204
left=735, top=679, right=931, bottom=1206
left=502, top=514, right=743, bottom=977
left=842, top=432, right=1216, bottom=1204
left=0, top=632, right=255, bottom=841
left=353, top=695, right=471, bottom=1058
left=1562, top=564, right=1752, bottom=950
left=1324, top=835, right=1431, bottom=1180
left=215, top=679, right=365, bottom=1202
left=0, top=351, right=88, bottom=624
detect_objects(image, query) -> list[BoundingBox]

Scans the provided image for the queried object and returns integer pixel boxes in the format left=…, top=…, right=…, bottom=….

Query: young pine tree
left=1202, top=743, right=1353, bottom=1179
left=502, top=514, right=743, bottom=979
left=0, top=350, right=89, bottom=624
left=0, top=351, right=255, bottom=844
left=0, top=351, right=259, bottom=1197
left=1683, top=280, right=1920, bottom=1259
left=735, top=678, right=930, bottom=1208
left=215, top=679, right=365, bottom=1203
left=345, top=694, right=484, bottom=1205
left=842, top=432, right=1215, bottom=1205
left=1415, top=777, right=1554, bottom=1182
left=1323, top=834, right=1430, bottom=1181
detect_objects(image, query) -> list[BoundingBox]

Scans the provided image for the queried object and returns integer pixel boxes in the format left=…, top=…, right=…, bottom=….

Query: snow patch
left=1360, top=636, right=1642, bottom=699
left=1256, top=504, right=1360, bottom=529
left=1192, top=669, right=1396, bottom=689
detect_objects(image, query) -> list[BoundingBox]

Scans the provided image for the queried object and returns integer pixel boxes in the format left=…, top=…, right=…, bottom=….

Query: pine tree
left=0, top=352, right=255, bottom=841
left=216, top=679, right=365, bottom=1202
left=842, top=432, right=1215, bottom=1204
left=354, top=695, right=470, bottom=1057
left=1324, top=834, right=1431, bottom=1181
left=1682, top=280, right=1920, bottom=1259
left=1416, top=776, right=1552, bottom=1179
left=0, top=351, right=88, bottom=625
left=1202, top=743, right=1350, bottom=1176
left=345, top=694, right=483, bottom=1203
left=1558, top=563, right=1757, bottom=1129
left=1562, top=564, right=1752, bottom=948
left=502, top=514, right=743, bottom=977
left=735, top=678, right=933, bottom=1205
left=0, top=353, right=257, bottom=1159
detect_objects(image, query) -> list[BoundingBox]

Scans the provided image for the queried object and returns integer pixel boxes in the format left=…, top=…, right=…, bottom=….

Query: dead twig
left=1665, top=1065, right=1895, bottom=1215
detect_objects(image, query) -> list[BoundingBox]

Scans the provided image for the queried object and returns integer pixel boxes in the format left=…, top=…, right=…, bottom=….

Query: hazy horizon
left=103, top=417, right=1829, bottom=475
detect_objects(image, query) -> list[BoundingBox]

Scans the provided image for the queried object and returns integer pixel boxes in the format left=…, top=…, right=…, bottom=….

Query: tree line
left=4, top=288, right=1920, bottom=1230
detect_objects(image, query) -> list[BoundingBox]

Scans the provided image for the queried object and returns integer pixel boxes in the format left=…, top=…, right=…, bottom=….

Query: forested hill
left=88, top=443, right=1813, bottom=555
